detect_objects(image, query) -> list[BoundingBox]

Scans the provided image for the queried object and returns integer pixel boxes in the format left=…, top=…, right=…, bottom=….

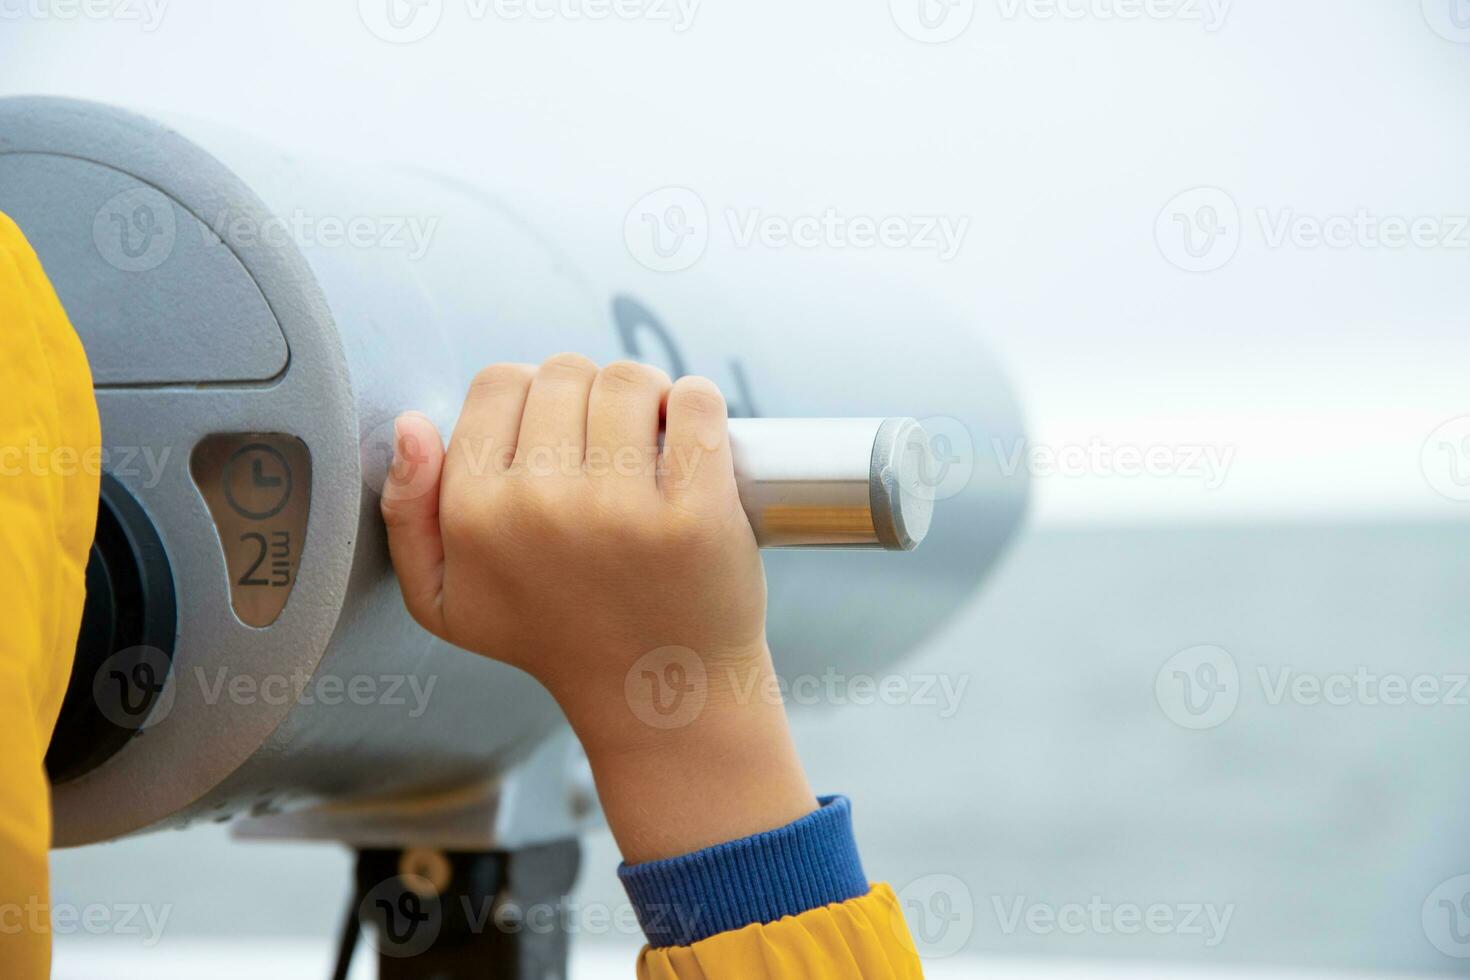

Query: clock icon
left=222, top=443, right=293, bottom=520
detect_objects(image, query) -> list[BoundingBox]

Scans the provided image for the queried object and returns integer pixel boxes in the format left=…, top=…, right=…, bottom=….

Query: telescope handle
left=727, top=418, right=934, bottom=551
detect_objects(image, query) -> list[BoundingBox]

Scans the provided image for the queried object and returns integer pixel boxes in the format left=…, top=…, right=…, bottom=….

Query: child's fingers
left=514, top=353, right=598, bottom=470
left=381, top=412, right=448, bottom=636
left=659, top=376, right=735, bottom=509
left=586, top=360, right=671, bottom=489
left=449, top=363, right=535, bottom=480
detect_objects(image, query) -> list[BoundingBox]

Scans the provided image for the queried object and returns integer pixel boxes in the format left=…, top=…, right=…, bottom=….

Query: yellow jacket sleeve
left=619, top=795, right=927, bottom=978
left=638, top=884, right=924, bottom=979
left=0, top=210, right=102, bottom=978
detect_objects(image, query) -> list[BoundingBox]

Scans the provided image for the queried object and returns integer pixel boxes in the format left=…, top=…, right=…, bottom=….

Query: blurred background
left=4, top=0, right=1469, bottom=975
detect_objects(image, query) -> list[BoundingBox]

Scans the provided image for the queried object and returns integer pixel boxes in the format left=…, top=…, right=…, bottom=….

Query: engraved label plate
left=191, top=434, right=311, bottom=628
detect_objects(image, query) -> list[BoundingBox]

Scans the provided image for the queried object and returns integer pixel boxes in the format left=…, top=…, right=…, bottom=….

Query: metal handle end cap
left=870, top=417, right=935, bottom=551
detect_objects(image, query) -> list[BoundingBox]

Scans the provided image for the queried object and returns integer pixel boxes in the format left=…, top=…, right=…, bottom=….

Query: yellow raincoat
left=0, top=211, right=101, bottom=978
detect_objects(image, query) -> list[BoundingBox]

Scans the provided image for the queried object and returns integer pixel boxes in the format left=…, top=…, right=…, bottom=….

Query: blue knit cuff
left=616, top=794, right=869, bottom=948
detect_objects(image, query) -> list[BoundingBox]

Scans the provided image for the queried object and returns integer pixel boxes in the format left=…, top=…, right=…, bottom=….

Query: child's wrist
left=560, top=643, right=818, bottom=863
left=551, top=638, right=776, bottom=758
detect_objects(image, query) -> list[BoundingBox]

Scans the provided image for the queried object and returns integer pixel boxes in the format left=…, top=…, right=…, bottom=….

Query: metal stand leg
left=348, top=840, right=581, bottom=979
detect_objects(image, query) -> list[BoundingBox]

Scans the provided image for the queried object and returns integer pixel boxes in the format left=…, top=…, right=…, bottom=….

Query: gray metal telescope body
left=0, top=97, right=1027, bottom=849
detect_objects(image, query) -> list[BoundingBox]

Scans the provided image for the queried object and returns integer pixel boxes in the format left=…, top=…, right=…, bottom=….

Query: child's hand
left=380, top=354, right=762, bottom=742
left=381, top=355, right=815, bottom=861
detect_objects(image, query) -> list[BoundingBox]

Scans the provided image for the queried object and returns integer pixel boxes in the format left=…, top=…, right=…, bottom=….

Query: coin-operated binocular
left=0, top=96, right=1027, bottom=977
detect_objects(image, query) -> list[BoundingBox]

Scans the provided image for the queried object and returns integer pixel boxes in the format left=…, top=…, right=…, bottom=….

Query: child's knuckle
left=439, top=493, right=484, bottom=540
left=539, top=352, right=599, bottom=380
left=470, top=362, right=532, bottom=394
left=670, top=377, right=726, bottom=417
left=598, top=360, right=661, bottom=390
